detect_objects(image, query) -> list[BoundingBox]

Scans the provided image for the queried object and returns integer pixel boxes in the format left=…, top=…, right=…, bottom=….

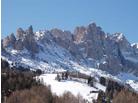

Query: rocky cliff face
left=2, top=25, right=39, bottom=55
left=2, top=23, right=138, bottom=76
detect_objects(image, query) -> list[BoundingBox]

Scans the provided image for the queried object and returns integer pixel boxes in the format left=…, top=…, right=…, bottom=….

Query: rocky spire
left=26, top=25, right=33, bottom=35
left=74, top=26, right=86, bottom=43
left=2, top=33, right=16, bottom=47
left=9, top=33, right=16, bottom=44
left=16, top=28, right=25, bottom=39
left=23, top=25, right=39, bottom=54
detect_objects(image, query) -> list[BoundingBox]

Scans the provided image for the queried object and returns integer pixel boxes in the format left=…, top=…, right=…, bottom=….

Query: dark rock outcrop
left=16, top=28, right=25, bottom=39
left=23, top=26, right=39, bottom=54
left=2, top=33, right=16, bottom=48
left=3, top=25, right=39, bottom=55
left=14, top=39, right=24, bottom=50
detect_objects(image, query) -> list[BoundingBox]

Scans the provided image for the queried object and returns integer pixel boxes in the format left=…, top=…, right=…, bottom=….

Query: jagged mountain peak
left=111, top=32, right=128, bottom=43
left=1, top=23, right=138, bottom=76
left=112, top=33, right=124, bottom=40
left=16, top=27, right=25, bottom=40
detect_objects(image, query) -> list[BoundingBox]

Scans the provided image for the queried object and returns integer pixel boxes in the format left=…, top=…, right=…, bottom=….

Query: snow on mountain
left=117, top=72, right=138, bottom=81
left=122, top=51, right=138, bottom=63
left=126, top=80, right=138, bottom=91
left=94, top=82, right=106, bottom=92
left=2, top=41, right=74, bottom=72
left=78, top=68, right=138, bottom=92
left=1, top=23, right=138, bottom=94
left=117, top=72, right=138, bottom=91
left=131, top=43, right=138, bottom=49
left=112, top=33, right=124, bottom=41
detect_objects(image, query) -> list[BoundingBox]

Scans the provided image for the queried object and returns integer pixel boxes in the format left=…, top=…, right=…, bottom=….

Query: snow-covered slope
left=2, top=31, right=75, bottom=72
left=38, top=74, right=99, bottom=102
left=37, top=73, right=138, bottom=102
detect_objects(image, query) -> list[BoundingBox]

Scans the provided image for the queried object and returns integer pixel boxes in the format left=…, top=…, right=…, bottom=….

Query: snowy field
left=38, top=74, right=99, bottom=102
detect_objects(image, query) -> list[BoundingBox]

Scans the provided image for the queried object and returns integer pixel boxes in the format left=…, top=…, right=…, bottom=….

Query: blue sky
left=2, top=0, right=138, bottom=43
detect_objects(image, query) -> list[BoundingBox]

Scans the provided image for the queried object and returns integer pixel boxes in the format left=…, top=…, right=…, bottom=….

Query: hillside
left=1, top=23, right=138, bottom=94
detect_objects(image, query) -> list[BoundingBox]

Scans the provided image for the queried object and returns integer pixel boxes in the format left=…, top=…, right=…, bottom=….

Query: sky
left=2, top=0, right=138, bottom=43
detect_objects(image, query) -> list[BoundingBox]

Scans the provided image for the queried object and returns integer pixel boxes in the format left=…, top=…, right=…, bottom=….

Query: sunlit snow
left=38, top=74, right=99, bottom=102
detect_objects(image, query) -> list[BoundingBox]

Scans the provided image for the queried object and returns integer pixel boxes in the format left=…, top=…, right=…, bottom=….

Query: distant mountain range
left=2, top=22, right=138, bottom=76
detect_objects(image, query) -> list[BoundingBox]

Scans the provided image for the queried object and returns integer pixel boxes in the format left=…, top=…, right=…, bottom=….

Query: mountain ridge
left=1, top=23, right=138, bottom=76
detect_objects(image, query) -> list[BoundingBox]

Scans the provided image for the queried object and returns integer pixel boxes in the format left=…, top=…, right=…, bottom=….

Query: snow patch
left=38, top=74, right=99, bottom=102
left=131, top=43, right=138, bottom=48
